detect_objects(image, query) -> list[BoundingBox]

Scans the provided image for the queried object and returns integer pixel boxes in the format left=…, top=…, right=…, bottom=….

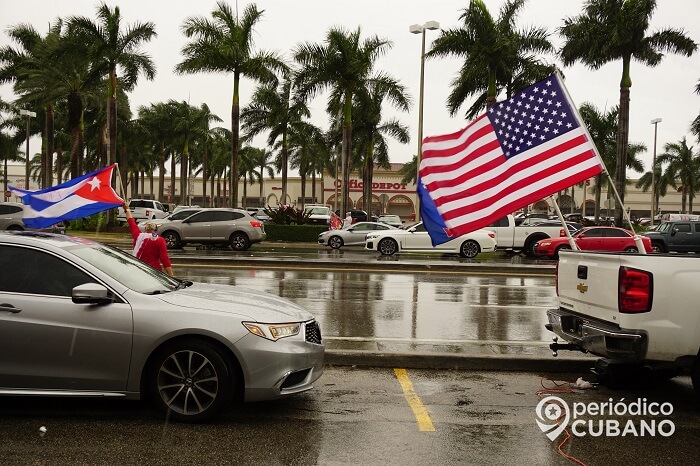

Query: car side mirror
left=671, top=229, right=678, bottom=236
left=72, top=283, right=114, bottom=305
left=577, top=233, right=586, bottom=238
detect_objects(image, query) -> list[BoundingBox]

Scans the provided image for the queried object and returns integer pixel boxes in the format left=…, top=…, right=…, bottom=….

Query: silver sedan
left=0, top=232, right=324, bottom=423
left=318, top=221, right=398, bottom=249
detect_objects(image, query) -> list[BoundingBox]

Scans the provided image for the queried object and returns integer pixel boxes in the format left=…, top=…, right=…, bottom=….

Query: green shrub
left=264, top=205, right=311, bottom=225
left=67, top=211, right=109, bottom=231
left=264, top=224, right=328, bottom=242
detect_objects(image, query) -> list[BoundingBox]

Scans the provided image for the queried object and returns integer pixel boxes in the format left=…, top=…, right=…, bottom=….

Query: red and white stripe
left=419, top=115, right=602, bottom=237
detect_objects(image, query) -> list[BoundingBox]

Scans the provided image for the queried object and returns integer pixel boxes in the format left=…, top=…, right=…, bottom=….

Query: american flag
left=419, top=73, right=603, bottom=240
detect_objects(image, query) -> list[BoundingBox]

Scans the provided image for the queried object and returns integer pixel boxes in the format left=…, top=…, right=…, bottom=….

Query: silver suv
left=157, top=208, right=266, bottom=251
left=0, top=202, right=66, bottom=234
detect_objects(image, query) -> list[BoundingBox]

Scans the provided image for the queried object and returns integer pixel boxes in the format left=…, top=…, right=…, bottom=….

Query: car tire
left=378, top=238, right=398, bottom=256
left=7, top=225, right=24, bottom=231
left=329, top=236, right=344, bottom=249
left=624, top=246, right=638, bottom=253
left=459, top=240, right=480, bottom=258
left=651, top=241, right=666, bottom=253
left=148, top=339, right=234, bottom=423
left=230, top=232, right=250, bottom=251
left=555, top=244, right=571, bottom=258
left=161, top=231, right=181, bottom=249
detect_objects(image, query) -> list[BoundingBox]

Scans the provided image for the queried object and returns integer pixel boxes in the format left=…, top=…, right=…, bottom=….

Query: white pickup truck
left=486, top=214, right=572, bottom=256
left=546, top=250, right=700, bottom=391
left=116, top=199, right=169, bottom=223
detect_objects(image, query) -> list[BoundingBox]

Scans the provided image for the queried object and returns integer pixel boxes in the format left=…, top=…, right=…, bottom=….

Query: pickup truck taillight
left=618, top=267, right=653, bottom=313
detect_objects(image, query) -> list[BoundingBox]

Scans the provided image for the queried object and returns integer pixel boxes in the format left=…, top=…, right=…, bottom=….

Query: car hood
left=154, top=282, right=314, bottom=322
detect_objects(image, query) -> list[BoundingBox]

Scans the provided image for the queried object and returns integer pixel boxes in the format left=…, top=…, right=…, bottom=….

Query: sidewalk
left=74, top=231, right=594, bottom=373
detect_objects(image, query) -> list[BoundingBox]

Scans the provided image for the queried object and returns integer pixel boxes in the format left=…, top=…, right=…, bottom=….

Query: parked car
left=346, top=209, right=368, bottom=224
left=514, top=212, right=549, bottom=226
left=533, top=226, right=653, bottom=259
left=642, top=219, right=700, bottom=253
left=157, top=208, right=266, bottom=251
left=117, top=199, right=169, bottom=222
left=530, top=220, right=583, bottom=233
left=0, top=202, right=66, bottom=234
left=172, top=204, right=201, bottom=214
left=318, top=221, right=398, bottom=249
left=246, top=207, right=271, bottom=223
left=137, top=207, right=203, bottom=232
left=376, top=214, right=403, bottom=228
left=303, top=205, right=331, bottom=225
left=0, top=231, right=323, bottom=422
left=364, top=221, right=497, bottom=258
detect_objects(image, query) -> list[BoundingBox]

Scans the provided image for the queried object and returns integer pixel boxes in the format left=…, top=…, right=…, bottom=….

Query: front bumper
left=546, top=308, right=647, bottom=360
left=234, top=320, right=325, bottom=402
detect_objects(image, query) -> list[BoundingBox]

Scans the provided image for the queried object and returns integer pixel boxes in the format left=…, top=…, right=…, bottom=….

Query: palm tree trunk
left=614, top=82, right=631, bottom=227
left=170, top=154, right=176, bottom=204
left=341, top=95, right=352, bottom=215
left=230, top=72, right=241, bottom=208
left=202, top=147, right=208, bottom=207
left=594, top=174, right=603, bottom=221
left=107, top=69, right=118, bottom=171
left=46, top=104, right=54, bottom=187
left=158, top=142, right=165, bottom=202
left=281, top=133, right=289, bottom=204
left=56, top=147, right=63, bottom=184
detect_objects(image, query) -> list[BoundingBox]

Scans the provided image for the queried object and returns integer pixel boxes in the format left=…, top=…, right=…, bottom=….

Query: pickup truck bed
left=546, top=250, right=700, bottom=391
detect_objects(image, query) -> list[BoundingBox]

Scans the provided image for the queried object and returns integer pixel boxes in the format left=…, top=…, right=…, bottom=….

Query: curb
left=324, top=350, right=597, bottom=373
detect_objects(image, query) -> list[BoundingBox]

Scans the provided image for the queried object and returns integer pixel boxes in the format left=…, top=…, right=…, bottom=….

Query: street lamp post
left=650, top=118, right=662, bottom=227
left=19, top=109, right=36, bottom=191
left=410, top=20, right=439, bottom=222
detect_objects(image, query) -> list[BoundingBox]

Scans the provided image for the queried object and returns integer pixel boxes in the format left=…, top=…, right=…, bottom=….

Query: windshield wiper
left=174, top=280, right=194, bottom=291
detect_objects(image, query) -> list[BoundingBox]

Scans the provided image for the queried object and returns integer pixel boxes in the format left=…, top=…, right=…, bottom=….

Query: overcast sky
left=1, top=0, right=698, bottom=176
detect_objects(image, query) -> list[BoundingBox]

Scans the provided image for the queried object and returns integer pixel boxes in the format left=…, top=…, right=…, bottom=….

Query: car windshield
left=167, top=210, right=200, bottom=221
left=68, top=242, right=179, bottom=294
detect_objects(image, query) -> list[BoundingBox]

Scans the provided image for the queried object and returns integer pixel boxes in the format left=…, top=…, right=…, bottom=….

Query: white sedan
left=318, top=221, right=398, bottom=249
left=365, top=221, right=497, bottom=258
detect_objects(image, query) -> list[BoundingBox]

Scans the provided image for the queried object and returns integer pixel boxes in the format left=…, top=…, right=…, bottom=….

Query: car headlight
left=243, top=322, right=300, bottom=341
left=539, top=241, right=551, bottom=246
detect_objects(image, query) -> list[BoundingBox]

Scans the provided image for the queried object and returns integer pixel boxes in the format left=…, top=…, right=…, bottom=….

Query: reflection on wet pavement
left=178, top=267, right=556, bottom=344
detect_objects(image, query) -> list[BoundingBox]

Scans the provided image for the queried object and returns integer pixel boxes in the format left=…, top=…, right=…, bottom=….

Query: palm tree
left=286, top=121, right=328, bottom=208
left=560, top=0, right=697, bottom=226
left=0, top=22, right=59, bottom=187
left=139, top=102, right=174, bottom=202
left=426, top=0, right=554, bottom=117
left=399, top=155, right=418, bottom=185
left=241, top=71, right=309, bottom=205
left=68, top=2, right=156, bottom=171
left=176, top=2, right=285, bottom=208
left=349, top=79, right=411, bottom=214
left=657, top=137, right=698, bottom=213
left=248, top=147, right=275, bottom=207
left=294, top=26, right=392, bottom=216
left=636, top=160, right=673, bottom=216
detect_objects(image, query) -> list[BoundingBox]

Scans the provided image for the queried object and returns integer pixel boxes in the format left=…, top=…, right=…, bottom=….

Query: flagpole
left=556, top=72, right=645, bottom=254
left=114, top=163, right=126, bottom=201
left=550, top=195, right=578, bottom=250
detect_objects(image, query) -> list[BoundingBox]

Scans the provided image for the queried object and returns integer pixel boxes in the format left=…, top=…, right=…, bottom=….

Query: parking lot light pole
left=19, top=109, right=36, bottom=191
left=410, top=20, right=439, bottom=222
left=650, top=118, right=662, bottom=227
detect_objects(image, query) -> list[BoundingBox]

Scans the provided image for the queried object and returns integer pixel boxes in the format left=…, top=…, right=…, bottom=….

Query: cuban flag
left=10, top=164, right=124, bottom=228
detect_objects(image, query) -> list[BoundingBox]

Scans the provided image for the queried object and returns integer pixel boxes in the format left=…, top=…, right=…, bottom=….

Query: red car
left=533, top=226, right=653, bottom=259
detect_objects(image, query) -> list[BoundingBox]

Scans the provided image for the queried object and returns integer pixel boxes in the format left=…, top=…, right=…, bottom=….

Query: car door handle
left=0, top=303, right=21, bottom=313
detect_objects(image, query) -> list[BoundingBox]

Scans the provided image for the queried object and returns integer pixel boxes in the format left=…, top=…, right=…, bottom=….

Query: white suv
left=117, top=199, right=169, bottom=222
left=303, top=205, right=331, bottom=225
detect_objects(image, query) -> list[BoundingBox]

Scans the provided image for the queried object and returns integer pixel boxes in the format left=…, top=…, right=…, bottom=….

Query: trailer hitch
left=550, top=337, right=588, bottom=357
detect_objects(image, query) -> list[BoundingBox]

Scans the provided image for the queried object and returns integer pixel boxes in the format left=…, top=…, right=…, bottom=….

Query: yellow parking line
left=394, top=368, right=435, bottom=432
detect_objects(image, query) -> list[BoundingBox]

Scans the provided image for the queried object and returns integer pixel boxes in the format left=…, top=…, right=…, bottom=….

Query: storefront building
left=1, top=162, right=691, bottom=221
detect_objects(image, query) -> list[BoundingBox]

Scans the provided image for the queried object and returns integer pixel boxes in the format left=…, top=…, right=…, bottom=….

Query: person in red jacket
left=124, top=203, right=174, bottom=276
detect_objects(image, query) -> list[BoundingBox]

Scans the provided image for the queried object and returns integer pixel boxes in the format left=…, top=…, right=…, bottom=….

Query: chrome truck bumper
left=545, top=308, right=648, bottom=360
